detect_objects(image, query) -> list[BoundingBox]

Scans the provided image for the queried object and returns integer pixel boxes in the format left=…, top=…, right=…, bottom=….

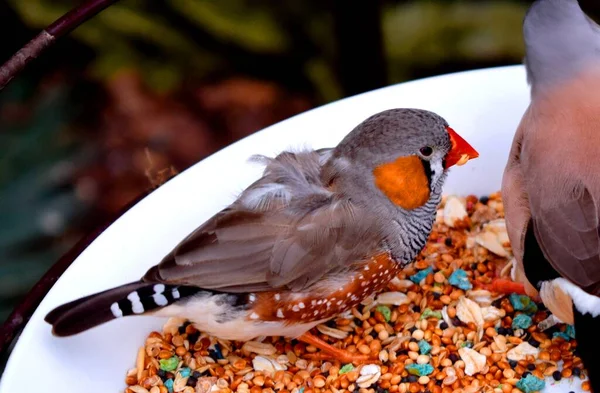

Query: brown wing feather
left=529, top=188, right=600, bottom=293
left=502, top=113, right=540, bottom=298
left=142, top=149, right=380, bottom=293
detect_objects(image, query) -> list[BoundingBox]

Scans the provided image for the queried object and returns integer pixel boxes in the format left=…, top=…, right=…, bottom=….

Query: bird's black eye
left=420, top=146, right=433, bottom=157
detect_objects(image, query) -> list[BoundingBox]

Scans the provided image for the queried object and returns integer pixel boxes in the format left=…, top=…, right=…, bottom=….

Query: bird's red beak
left=444, top=126, right=479, bottom=169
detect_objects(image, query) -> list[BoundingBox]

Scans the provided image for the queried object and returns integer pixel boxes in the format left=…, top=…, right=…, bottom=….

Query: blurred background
left=1, top=0, right=600, bottom=370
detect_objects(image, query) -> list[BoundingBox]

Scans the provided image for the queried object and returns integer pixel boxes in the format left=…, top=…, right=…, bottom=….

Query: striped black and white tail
left=45, top=281, right=199, bottom=337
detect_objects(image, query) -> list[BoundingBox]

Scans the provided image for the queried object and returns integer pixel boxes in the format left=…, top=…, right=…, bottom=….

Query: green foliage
left=383, top=1, right=527, bottom=82
left=6, top=1, right=530, bottom=99
left=0, top=80, right=87, bottom=320
left=168, top=0, right=288, bottom=52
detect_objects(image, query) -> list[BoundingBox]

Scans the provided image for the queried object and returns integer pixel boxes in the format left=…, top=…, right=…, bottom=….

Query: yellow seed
left=313, top=376, right=326, bottom=388
left=543, top=366, right=557, bottom=376
left=253, top=376, right=265, bottom=387
left=408, top=342, right=419, bottom=352
left=418, top=376, right=430, bottom=385
left=412, top=330, right=425, bottom=340
left=441, top=254, right=453, bottom=262
left=417, top=355, right=430, bottom=364
left=447, top=307, right=457, bottom=319
left=440, top=295, right=451, bottom=305
left=434, top=272, right=446, bottom=283
left=346, top=370, right=359, bottom=382
left=358, top=345, right=371, bottom=355
left=440, top=359, right=452, bottom=367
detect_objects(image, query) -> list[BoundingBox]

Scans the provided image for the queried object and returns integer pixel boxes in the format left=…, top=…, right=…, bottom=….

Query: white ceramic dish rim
left=0, top=65, right=585, bottom=392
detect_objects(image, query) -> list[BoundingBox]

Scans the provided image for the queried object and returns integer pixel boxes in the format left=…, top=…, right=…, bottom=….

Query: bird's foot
left=303, top=351, right=377, bottom=364
left=298, top=332, right=378, bottom=365
left=479, top=278, right=527, bottom=295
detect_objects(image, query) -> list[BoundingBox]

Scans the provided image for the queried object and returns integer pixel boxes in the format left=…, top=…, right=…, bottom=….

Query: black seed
left=354, top=317, right=363, bottom=326
left=497, top=327, right=506, bottom=335
left=187, top=332, right=199, bottom=344
left=509, top=360, right=517, bottom=368
left=401, top=377, right=408, bottom=383
left=178, top=321, right=191, bottom=334
left=479, top=196, right=489, bottom=204
left=376, top=386, right=388, bottom=393
left=370, top=330, right=379, bottom=338
left=433, top=292, right=441, bottom=300
left=166, top=372, right=175, bottom=380
left=408, top=376, right=418, bottom=383
left=192, top=371, right=202, bottom=379
left=440, top=322, right=449, bottom=330
left=187, top=376, right=198, bottom=387
left=528, top=338, right=540, bottom=348
left=444, top=238, right=453, bottom=247
left=157, top=369, right=167, bottom=381
left=492, top=299, right=503, bottom=308
left=506, top=328, right=514, bottom=336
left=353, top=386, right=360, bottom=393
left=522, top=372, right=531, bottom=378
left=410, top=338, right=418, bottom=343
left=449, top=353, right=459, bottom=363
left=452, top=317, right=463, bottom=327
left=471, top=263, right=478, bottom=270
left=545, top=326, right=560, bottom=337
left=552, top=371, right=562, bottom=381
left=527, top=364, right=536, bottom=371
left=409, top=326, right=417, bottom=334
left=413, top=305, right=421, bottom=313
left=573, top=367, right=581, bottom=377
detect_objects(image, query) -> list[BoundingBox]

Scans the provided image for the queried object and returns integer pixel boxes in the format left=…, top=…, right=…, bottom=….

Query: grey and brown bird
left=499, top=0, right=600, bottom=389
left=45, top=108, right=478, bottom=363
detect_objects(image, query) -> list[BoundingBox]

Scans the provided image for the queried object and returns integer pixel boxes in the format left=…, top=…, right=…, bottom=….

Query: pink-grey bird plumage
left=502, top=0, right=600, bottom=388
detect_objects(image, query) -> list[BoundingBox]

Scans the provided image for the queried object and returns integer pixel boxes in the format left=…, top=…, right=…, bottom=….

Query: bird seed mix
left=123, top=192, right=590, bottom=393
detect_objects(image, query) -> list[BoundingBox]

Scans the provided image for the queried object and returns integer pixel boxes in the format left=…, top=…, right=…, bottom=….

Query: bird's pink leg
left=480, top=278, right=527, bottom=295
left=297, top=332, right=377, bottom=364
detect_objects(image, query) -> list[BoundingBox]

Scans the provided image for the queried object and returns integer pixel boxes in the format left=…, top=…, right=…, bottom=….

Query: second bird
left=502, top=0, right=600, bottom=390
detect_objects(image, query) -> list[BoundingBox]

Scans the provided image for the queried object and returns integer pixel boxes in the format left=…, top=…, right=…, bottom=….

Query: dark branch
left=0, top=0, right=120, bottom=91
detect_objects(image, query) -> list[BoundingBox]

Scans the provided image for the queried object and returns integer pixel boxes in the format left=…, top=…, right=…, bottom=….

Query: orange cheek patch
left=373, top=156, right=430, bottom=210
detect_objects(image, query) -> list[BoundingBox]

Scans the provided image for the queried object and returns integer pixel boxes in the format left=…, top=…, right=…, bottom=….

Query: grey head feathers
left=324, top=108, right=452, bottom=199
left=331, top=108, right=450, bottom=165
left=524, top=0, right=600, bottom=95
